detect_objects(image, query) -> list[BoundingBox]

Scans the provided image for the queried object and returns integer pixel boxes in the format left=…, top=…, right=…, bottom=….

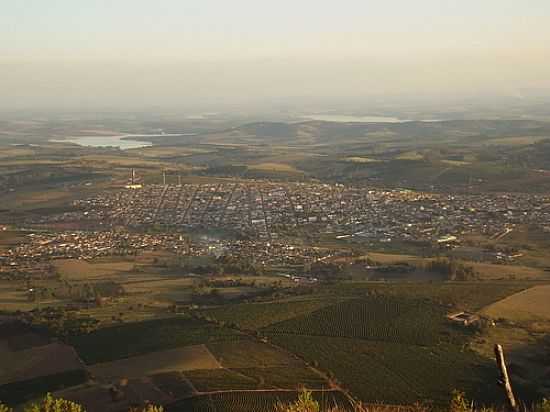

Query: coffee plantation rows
left=166, top=390, right=351, bottom=412
left=266, top=335, right=501, bottom=406
left=263, top=296, right=464, bottom=346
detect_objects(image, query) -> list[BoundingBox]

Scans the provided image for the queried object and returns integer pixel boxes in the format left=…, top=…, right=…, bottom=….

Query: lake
left=49, top=133, right=188, bottom=150
left=301, top=114, right=407, bottom=123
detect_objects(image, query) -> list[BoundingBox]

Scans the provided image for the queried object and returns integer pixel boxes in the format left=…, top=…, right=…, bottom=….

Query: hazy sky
left=2, top=0, right=550, bottom=111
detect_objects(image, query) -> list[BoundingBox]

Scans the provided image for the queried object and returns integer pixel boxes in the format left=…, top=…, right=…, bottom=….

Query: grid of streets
left=65, top=183, right=550, bottom=242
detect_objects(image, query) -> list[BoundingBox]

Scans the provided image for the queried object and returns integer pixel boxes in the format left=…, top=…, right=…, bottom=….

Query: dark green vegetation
left=321, top=282, right=531, bottom=311
left=268, top=335, right=500, bottom=405
left=264, top=297, right=460, bottom=346
left=166, top=390, right=351, bottom=412
left=201, top=281, right=539, bottom=406
left=200, top=297, right=336, bottom=330
left=0, top=370, right=88, bottom=406
left=67, top=316, right=242, bottom=364
left=185, top=367, right=326, bottom=392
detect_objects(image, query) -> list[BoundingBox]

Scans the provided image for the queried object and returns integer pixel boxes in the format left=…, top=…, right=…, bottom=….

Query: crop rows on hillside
left=264, top=296, right=459, bottom=346
left=166, top=390, right=351, bottom=412
left=324, top=282, right=531, bottom=311
left=184, top=367, right=327, bottom=392
left=200, top=297, right=336, bottom=331
left=267, top=335, right=501, bottom=406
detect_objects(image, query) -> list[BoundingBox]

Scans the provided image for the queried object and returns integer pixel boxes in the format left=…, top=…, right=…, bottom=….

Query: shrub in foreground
left=0, top=393, right=163, bottom=412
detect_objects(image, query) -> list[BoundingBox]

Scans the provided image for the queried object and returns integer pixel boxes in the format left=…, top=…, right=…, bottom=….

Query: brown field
left=129, top=146, right=212, bottom=157
left=89, top=344, right=221, bottom=382
left=0, top=342, right=84, bottom=385
left=0, top=160, right=69, bottom=166
left=0, top=183, right=97, bottom=211
left=481, top=285, right=550, bottom=324
left=0, top=147, right=37, bottom=158
left=53, top=258, right=135, bottom=281
left=441, top=160, right=471, bottom=166
left=122, top=277, right=195, bottom=300
left=486, top=136, right=549, bottom=145
left=80, top=298, right=174, bottom=325
left=365, top=252, right=547, bottom=280
left=0, top=230, right=26, bottom=250
left=396, top=151, right=424, bottom=160
left=77, top=154, right=194, bottom=171
left=248, top=162, right=302, bottom=174
left=0, top=280, right=64, bottom=311
left=365, top=252, right=422, bottom=264
left=469, top=261, right=547, bottom=280
left=343, top=157, right=381, bottom=163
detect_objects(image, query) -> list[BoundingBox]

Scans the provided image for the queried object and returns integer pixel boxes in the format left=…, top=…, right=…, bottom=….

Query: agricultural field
left=0, top=370, right=88, bottom=406
left=184, top=366, right=326, bottom=393
left=263, top=296, right=460, bottom=346
left=207, top=340, right=304, bottom=369
left=481, top=285, right=550, bottom=326
left=0, top=320, right=88, bottom=406
left=485, top=136, right=549, bottom=146
left=183, top=369, right=258, bottom=392
left=67, top=316, right=243, bottom=364
left=0, top=279, right=66, bottom=311
left=0, top=342, right=84, bottom=386
left=0, top=230, right=26, bottom=251
left=365, top=252, right=548, bottom=281
left=89, top=344, right=222, bottom=381
left=200, top=297, right=337, bottom=330
left=121, top=277, right=196, bottom=300
left=52, top=258, right=135, bottom=281
left=53, top=376, right=180, bottom=412
left=266, top=335, right=502, bottom=406
left=322, top=281, right=532, bottom=311
left=166, top=390, right=351, bottom=412
left=248, top=162, right=303, bottom=174
left=197, top=281, right=541, bottom=405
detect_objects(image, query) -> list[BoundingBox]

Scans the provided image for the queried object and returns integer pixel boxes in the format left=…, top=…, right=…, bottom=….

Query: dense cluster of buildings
left=0, top=229, right=350, bottom=279
left=61, top=183, right=550, bottom=242
left=0, top=232, right=189, bottom=277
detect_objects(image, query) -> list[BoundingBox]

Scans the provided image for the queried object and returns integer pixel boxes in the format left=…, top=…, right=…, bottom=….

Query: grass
left=67, top=316, right=243, bottom=365
left=481, top=285, right=550, bottom=324
left=52, top=258, right=134, bottom=281
left=248, top=163, right=303, bottom=174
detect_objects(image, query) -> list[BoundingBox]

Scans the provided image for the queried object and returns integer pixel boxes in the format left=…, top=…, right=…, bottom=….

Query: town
left=43, top=182, right=550, bottom=243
